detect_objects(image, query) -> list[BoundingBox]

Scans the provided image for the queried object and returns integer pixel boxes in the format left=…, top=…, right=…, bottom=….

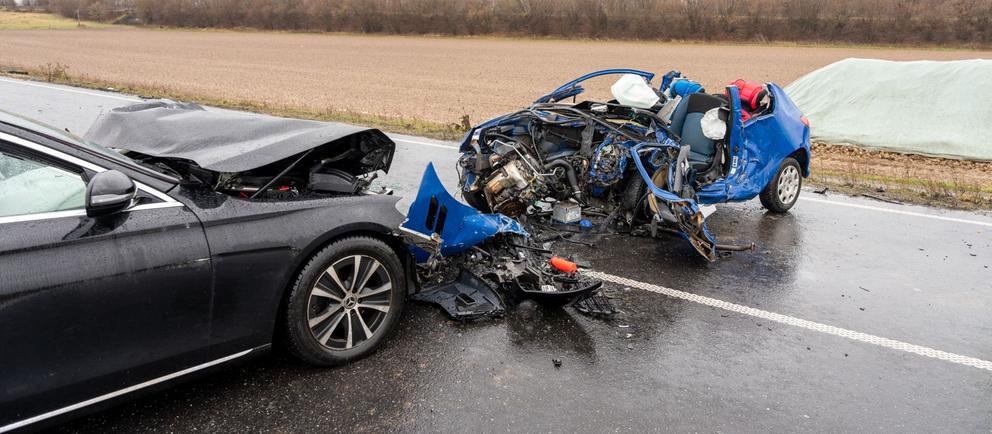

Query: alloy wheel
left=306, top=255, right=393, bottom=350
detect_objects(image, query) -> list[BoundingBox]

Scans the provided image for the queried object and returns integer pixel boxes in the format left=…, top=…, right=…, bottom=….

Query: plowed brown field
left=2, top=28, right=989, bottom=125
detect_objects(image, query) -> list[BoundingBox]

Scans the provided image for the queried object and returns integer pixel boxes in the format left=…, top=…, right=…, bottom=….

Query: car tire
left=759, top=157, right=802, bottom=213
left=283, top=236, right=405, bottom=366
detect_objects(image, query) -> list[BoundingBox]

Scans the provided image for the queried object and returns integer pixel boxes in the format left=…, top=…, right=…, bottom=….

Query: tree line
left=29, top=0, right=992, bottom=46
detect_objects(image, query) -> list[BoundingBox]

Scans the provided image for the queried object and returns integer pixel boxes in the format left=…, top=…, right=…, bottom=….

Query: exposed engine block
left=484, top=158, right=542, bottom=216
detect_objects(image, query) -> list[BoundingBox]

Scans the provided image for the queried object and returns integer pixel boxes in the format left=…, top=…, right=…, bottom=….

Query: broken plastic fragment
left=573, top=292, right=616, bottom=317
left=548, top=256, right=578, bottom=273
left=411, top=269, right=504, bottom=320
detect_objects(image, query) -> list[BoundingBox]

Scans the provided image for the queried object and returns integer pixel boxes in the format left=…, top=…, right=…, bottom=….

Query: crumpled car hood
left=84, top=100, right=394, bottom=173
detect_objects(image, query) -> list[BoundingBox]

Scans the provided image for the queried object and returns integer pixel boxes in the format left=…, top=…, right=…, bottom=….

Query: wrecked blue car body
left=454, top=69, right=811, bottom=260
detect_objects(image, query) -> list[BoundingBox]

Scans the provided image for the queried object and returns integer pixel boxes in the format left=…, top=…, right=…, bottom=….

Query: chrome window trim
left=0, top=202, right=185, bottom=225
left=0, top=209, right=88, bottom=225
left=131, top=202, right=184, bottom=212
left=0, top=131, right=184, bottom=224
left=0, top=349, right=254, bottom=433
left=134, top=180, right=178, bottom=203
left=0, top=131, right=104, bottom=173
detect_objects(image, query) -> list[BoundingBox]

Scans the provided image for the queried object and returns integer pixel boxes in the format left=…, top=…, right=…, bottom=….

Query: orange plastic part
left=548, top=256, right=577, bottom=273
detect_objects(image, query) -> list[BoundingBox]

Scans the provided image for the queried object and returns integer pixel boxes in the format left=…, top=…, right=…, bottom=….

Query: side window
left=0, top=149, right=87, bottom=218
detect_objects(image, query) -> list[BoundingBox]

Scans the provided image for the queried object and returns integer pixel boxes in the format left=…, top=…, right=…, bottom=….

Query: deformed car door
left=0, top=139, right=213, bottom=428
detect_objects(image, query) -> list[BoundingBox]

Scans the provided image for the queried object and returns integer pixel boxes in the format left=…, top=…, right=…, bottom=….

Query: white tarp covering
left=785, top=58, right=992, bottom=160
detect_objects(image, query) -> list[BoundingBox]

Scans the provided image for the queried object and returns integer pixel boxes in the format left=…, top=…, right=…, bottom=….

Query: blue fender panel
left=403, top=163, right=527, bottom=262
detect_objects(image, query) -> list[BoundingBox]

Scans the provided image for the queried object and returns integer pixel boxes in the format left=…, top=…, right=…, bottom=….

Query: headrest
left=684, top=92, right=726, bottom=114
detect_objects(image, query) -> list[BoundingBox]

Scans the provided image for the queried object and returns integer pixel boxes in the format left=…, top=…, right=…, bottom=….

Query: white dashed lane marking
left=586, top=270, right=992, bottom=373
left=800, top=196, right=992, bottom=228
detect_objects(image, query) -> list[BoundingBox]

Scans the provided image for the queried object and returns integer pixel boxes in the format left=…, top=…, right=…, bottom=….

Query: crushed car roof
left=84, top=100, right=394, bottom=173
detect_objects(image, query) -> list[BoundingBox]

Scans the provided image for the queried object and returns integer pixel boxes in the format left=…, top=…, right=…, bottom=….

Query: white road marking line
left=587, top=270, right=992, bottom=372
left=800, top=196, right=992, bottom=228
left=393, top=138, right=458, bottom=150
left=0, top=77, right=139, bottom=102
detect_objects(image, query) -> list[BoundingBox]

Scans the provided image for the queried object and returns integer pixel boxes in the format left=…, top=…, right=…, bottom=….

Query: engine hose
left=545, top=160, right=581, bottom=201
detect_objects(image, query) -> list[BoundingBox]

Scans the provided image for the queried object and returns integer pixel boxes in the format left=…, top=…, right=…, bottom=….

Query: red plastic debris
left=548, top=256, right=577, bottom=273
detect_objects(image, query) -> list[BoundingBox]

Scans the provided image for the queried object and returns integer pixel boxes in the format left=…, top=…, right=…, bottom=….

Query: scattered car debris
left=859, top=193, right=903, bottom=205
left=814, top=187, right=829, bottom=194
left=401, top=164, right=606, bottom=320
left=410, top=269, right=505, bottom=320
left=715, top=242, right=756, bottom=252
left=572, top=292, right=616, bottom=317
left=455, top=69, right=811, bottom=260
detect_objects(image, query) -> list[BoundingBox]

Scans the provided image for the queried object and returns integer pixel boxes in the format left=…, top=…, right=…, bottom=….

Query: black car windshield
left=0, top=109, right=140, bottom=168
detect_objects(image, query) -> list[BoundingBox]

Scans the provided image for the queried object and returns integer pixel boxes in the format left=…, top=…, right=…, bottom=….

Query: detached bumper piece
left=573, top=292, right=617, bottom=317
left=506, top=264, right=602, bottom=308
left=411, top=269, right=504, bottom=320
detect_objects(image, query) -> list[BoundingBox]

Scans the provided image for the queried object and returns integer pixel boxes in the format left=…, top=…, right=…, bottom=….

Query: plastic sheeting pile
left=785, top=58, right=992, bottom=160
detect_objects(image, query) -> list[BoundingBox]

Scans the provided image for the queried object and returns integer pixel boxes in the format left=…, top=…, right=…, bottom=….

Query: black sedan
left=0, top=103, right=415, bottom=432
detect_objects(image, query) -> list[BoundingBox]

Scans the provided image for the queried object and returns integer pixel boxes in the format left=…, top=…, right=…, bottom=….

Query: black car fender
left=284, top=197, right=418, bottom=297
left=175, top=189, right=414, bottom=347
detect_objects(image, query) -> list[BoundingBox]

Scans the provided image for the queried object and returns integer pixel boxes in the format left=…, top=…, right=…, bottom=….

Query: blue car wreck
left=452, top=69, right=812, bottom=260
left=397, top=69, right=810, bottom=319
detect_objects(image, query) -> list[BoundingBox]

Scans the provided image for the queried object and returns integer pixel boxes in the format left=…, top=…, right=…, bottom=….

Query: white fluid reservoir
left=610, top=74, right=660, bottom=109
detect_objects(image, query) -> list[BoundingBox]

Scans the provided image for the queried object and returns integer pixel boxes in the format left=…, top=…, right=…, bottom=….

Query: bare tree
left=38, top=0, right=989, bottom=47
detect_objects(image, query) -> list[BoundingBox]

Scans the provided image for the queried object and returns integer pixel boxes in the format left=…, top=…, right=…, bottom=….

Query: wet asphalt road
left=2, top=78, right=991, bottom=433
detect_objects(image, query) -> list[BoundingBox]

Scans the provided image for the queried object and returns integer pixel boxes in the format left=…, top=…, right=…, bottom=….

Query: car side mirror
left=86, top=170, right=137, bottom=217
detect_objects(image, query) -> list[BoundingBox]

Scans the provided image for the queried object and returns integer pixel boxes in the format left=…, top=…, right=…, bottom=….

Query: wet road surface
left=2, top=78, right=991, bottom=433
